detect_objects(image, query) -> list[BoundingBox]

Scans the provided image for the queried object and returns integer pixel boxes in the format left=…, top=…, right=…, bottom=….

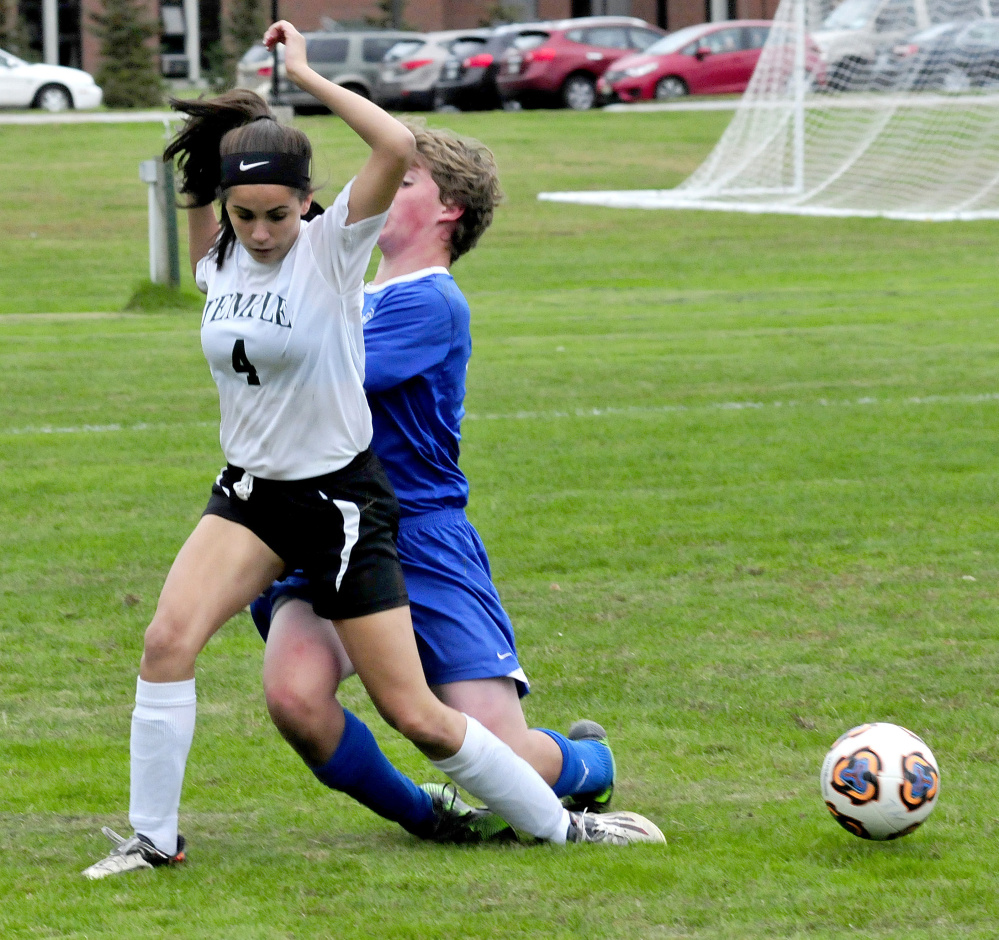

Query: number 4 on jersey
left=231, top=339, right=260, bottom=386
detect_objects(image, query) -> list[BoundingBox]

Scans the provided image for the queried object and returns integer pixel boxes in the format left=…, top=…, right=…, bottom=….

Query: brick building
left=10, top=0, right=781, bottom=77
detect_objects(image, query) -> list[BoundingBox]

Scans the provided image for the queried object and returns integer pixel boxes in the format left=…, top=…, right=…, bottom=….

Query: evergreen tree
left=0, top=0, right=37, bottom=59
left=0, top=0, right=12, bottom=47
left=0, top=0, right=12, bottom=48
left=218, top=0, right=266, bottom=89
left=366, top=0, right=410, bottom=29
left=226, top=0, right=265, bottom=63
left=89, top=0, right=163, bottom=107
left=479, top=1, right=525, bottom=27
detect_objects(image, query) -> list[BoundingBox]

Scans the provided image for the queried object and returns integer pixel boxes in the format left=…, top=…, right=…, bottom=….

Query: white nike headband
left=220, top=151, right=311, bottom=192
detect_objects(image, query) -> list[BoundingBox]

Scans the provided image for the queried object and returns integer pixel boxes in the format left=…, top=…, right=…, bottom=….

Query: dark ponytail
left=164, top=90, right=272, bottom=207
left=164, top=90, right=314, bottom=267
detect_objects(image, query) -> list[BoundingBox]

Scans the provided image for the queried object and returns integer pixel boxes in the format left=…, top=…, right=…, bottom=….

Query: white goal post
left=540, top=0, right=999, bottom=220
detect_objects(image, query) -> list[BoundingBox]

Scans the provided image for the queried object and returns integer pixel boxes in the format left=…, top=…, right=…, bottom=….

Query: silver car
left=236, top=29, right=415, bottom=111
left=812, top=0, right=988, bottom=89
left=374, top=29, right=494, bottom=110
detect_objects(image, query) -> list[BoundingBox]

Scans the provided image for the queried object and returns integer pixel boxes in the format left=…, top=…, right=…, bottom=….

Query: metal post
left=139, top=159, right=180, bottom=288
left=184, top=0, right=201, bottom=84
left=42, top=0, right=58, bottom=64
left=271, top=0, right=281, bottom=102
left=792, top=0, right=806, bottom=194
left=162, top=160, right=181, bottom=288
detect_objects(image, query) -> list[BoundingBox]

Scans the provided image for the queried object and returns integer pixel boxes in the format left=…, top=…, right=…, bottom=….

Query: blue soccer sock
left=310, top=709, right=436, bottom=837
left=538, top=728, right=614, bottom=800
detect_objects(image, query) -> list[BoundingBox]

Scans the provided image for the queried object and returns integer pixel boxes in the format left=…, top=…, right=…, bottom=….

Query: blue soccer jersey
left=361, top=267, right=469, bottom=516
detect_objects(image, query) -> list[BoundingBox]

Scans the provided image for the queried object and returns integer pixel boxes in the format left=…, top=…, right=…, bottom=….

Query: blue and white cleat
left=562, top=719, right=616, bottom=813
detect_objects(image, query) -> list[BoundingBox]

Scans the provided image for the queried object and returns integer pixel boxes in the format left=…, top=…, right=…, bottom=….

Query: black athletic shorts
left=203, top=448, right=409, bottom=622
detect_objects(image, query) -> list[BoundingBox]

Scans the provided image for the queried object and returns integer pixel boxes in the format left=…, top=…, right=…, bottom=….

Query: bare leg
left=141, top=514, right=285, bottom=681
left=263, top=599, right=355, bottom=764
left=130, top=515, right=284, bottom=850
left=334, top=605, right=466, bottom=761
left=434, top=678, right=564, bottom=787
left=261, top=599, right=450, bottom=834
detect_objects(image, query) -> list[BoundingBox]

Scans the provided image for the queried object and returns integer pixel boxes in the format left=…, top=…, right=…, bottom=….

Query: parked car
left=236, top=41, right=274, bottom=91
left=496, top=16, right=667, bottom=110
left=599, top=21, right=773, bottom=102
left=872, top=18, right=999, bottom=90
left=814, top=0, right=926, bottom=88
left=0, top=47, right=102, bottom=111
left=374, top=29, right=494, bottom=110
left=236, top=29, right=413, bottom=111
left=434, top=21, right=554, bottom=111
left=809, top=0, right=987, bottom=89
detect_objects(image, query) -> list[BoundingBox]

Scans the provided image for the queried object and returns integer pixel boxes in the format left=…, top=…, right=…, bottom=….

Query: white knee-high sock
left=432, top=714, right=570, bottom=844
left=128, top=677, right=196, bottom=855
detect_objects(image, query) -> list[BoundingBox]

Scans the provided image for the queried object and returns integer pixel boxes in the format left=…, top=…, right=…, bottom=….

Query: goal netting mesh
left=540, top=0, right=999, bottom=220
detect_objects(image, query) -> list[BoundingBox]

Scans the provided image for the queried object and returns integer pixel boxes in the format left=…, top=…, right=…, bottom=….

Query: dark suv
left=496, top=16, right=666, bottom=110
left=374, top=29, right=494, bottom=110
left=434, top=22, right=553, bottom=111
left=236, top=29, right=413, bottom=111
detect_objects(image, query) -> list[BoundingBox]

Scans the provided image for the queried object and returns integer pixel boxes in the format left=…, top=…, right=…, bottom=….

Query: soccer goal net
left=540, top=0, right=999, bottom=220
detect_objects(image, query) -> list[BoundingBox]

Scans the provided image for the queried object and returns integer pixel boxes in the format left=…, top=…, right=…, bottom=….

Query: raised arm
left=186, top=204, right=221, bottom=278
left=264, top=21, right=415, bottom=224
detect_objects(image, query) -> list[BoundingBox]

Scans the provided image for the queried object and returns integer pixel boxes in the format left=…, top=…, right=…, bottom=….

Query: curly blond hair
left=403, top=120, right=503, bottom=264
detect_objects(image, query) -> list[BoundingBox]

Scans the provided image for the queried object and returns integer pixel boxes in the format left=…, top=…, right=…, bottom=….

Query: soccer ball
left=820, top=722, right=940, bottom=840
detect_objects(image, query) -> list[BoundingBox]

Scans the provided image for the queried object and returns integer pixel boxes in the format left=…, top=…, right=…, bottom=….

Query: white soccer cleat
left=566, top=810, right=665, bottom=845
left=82, top=827, right=186, bottom=879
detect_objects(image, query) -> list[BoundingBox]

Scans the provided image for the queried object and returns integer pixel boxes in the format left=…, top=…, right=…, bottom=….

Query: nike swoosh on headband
left=220, top=153, right=310, bottom=190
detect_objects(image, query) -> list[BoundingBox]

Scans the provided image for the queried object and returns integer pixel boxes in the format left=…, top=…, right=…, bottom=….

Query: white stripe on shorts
left=333, top=499, right=360, bottom=592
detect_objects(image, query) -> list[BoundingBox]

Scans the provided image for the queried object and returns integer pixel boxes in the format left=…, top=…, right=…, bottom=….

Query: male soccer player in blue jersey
left=250, top=123, right=664, bottom=846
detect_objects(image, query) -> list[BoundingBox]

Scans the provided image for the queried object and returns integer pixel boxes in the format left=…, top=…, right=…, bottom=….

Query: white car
left=0, top=47, right=103, bottom=111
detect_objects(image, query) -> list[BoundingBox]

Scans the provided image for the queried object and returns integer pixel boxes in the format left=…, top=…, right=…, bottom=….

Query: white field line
left=3, top=420, right=216, bottom=436
left=466, top=391, right=999, bottom=421
left=0, top=110, right=177, bottom=125
left=5, top=391, right=999, bottom=437
left=602, top=92, right=999, bottom=113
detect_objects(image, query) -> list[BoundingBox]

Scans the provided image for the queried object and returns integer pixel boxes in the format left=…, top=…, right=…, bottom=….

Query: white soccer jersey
left=196, top=181, right=387, bottom=480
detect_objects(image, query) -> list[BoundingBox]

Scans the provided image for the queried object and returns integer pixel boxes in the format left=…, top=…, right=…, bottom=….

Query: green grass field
left=2, top=108, right=999, bottom=938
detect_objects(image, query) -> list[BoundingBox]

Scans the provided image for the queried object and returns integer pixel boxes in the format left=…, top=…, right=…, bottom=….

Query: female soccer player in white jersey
left=81, top=21, right=635, bottom=880
left=248, top=124, right=666, bottom=847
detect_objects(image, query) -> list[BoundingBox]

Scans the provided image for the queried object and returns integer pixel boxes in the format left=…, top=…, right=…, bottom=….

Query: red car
left=496, top=16, right=667, bottom=110
left=598, top=20, right=773, bottom=101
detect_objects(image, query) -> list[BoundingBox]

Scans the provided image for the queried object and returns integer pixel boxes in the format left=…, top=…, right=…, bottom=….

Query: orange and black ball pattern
left=830, top=747, right=882, bottom=805
left=900, top=751, right=939, bottom=811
